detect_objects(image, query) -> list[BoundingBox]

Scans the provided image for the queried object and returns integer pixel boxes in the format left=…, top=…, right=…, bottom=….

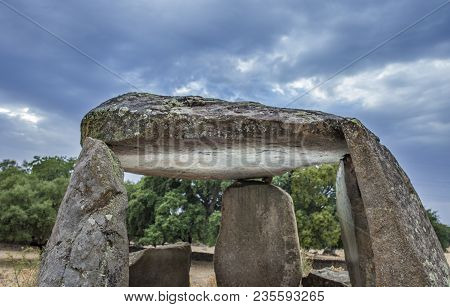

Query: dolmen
left=39, top=138, right=129, bottom=286
left=38, top=92, right=449, bottom=287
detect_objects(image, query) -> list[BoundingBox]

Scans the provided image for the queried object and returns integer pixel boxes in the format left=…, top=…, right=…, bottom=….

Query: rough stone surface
left=336, top=156, right=375, bottom=286
left=214, top=182, right=302, bottom=287
left=81, top=92, right=348, bottom=179
left=302, top=269, right=350, bottom=287
left=129, top=243, right=191, bottom=287
left=342, top=121, right=450, bottom=286
left=38, top=137, right=129, bottom=287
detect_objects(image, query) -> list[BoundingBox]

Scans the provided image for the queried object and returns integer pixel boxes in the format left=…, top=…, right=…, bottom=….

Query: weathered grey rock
left=340, top=121, right=450, bottom=286
left=336, top=156, right=375, bottom=286
left=129, top=243, right=191, bottom=287
left=81, top=92, right=450, bottom=286
left=214, top=182, right=302, bottom=287
left=81, top=93, right=348, bottom=180
left=302, top=268, right=350, bottom=287
left=38, top=137, right=129, bottom=287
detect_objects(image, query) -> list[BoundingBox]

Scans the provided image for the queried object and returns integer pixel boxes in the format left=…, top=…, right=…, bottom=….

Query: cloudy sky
left=1, top=0, right=449, bottom=223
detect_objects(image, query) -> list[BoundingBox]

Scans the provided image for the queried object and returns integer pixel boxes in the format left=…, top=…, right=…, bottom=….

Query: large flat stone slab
left=81, top=93, right=348, bottom=180
left=38, top=137, right=129, bottom=287
left=214, top=182, right=302, bottom=286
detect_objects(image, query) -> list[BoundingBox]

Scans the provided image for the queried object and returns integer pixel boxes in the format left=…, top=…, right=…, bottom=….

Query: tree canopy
left=127, top=177, right=229, bottom=247
left=291, top=164, right=341, bottom=249
left=0, top=157, right=74, bottom=247
left=426, top=209, right=450, bottom=250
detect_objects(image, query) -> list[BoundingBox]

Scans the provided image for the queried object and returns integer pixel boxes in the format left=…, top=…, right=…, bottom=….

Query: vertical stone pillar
left=214, top=181, right=302, bottom=287
left=341, top=120, right=449, bottom=286
left=38, top=137, right=129, bottom=287
left=336, top=155, right=375, bottom=286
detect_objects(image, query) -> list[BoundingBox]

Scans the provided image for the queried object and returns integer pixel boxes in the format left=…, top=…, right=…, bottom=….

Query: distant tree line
left=125, top=177, right=228, bottom=246
left=0, top=157, right=74, bottom=247
left=0, top=157, right=449, bottom=251
left=124, top=164, right=342, bottom=249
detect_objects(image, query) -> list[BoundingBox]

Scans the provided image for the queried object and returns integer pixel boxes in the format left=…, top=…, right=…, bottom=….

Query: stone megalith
left=38, top=137, right=129, bottom=287
left=336, top=155, right=375, bottom=286
left=337, top=122, right=450, bottom=286
left=81, top=92, right=449, bottom=287
left=129, top=243, right=191, bottom=287
left=80, top=93, right=348, bottom=179
left=214, top=181, right=302, bottom=287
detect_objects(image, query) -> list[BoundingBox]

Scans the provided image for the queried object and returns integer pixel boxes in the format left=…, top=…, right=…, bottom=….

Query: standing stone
left=341, top=121, right=450, bottom=286
left=214, top=181, right=302, bottom=287
left=336, top=156, right=375, bottom=286
left=129, top=243, right=191, bottom=287
left=38, top=137, right=129, bottom=287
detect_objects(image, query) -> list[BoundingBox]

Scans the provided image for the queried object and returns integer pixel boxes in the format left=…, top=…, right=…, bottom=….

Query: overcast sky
left=0, top=0, right=449, bottom=223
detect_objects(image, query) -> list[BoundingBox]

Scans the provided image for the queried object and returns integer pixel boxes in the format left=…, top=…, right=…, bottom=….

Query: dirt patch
left=191, top=244, right=215, bottom=254
left=0, top=245, right=40, bottom=287
left=190, top=260, right=216, bottom=287
left=0, top=249, right=40, bottom=261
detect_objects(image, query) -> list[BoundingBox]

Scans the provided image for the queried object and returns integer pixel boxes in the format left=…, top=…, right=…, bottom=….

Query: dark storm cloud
left=0, top=0, right=449, bottom=221
left=1, top=0, right=449, bottom=106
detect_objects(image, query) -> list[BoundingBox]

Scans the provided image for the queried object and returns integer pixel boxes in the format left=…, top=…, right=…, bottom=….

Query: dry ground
left=0, top=244, right=40, bottom=287
left=0, top=244, right=217, bottom=287
left=0, top=245, right=449, bottom=287
left=190, top=244, right=216, bottom=286
left=190, top=261, right=216, bottom=287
